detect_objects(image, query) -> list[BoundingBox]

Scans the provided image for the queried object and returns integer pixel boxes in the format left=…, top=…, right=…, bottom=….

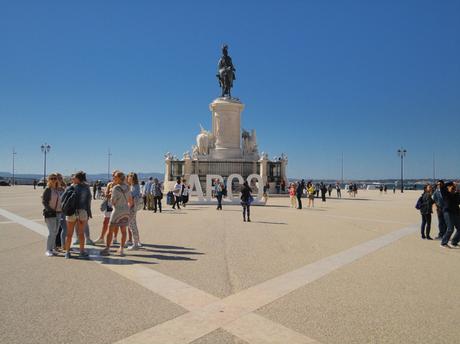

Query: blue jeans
left=442, top=212, right=460, bottom=246
left=436, top=209, right=447, bottom=238
left=60, top=212, right=67, bottom=245
left=45, top=217, right=60, bottom=252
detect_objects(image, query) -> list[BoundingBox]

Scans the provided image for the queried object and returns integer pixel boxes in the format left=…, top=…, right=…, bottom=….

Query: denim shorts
left=66, top=209, right=88, bottom=222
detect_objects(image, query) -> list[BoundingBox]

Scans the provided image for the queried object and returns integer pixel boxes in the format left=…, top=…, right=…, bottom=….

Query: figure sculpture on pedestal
left=196, top=125, right=215, bottom=156
left=242, top=129, right=258, bottom=156
left=217, top=44, right=236, bottom=98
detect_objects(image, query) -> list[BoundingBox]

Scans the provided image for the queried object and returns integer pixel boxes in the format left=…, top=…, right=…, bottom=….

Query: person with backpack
left=62, top=171, right=92, bottom=259
left=127, top=172, right=142, bottom=250
left=240, top=181, right=253, bottom=222
left=42, top=173, right=62, bottom=256
left=101, top=171, right=132, bottom=256
left=417, top=184, right=435, bottom=240
left=440, top=182, right=460, bottom=248
left=152, top=178, right=163, bottom=213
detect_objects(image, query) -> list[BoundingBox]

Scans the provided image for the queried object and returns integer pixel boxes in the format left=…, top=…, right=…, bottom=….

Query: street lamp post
left=397, top=147, right=407, bottom=193
left=12, top=148, right=17, bottom=186
left=41, top=143, right=51, bottom=189
left=107, top=148, right=112, bottom=182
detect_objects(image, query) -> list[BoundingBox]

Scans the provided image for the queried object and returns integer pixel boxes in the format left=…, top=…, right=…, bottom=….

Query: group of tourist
left=417, top=180, right=460, bottom=248
left=289, top=180, right=342, bottom=209
left=41, top=170, right=143, bottom=258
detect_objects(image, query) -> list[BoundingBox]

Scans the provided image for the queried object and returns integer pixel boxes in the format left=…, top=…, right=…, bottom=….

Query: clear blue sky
left=1, top=0, right=459, bottom=180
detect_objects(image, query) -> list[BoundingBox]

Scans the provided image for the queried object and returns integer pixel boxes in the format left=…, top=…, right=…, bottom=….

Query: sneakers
left=113, top=239, right=119, bottom=245
left=426, top=236, right=433, bottom=240
left=100, top=248, right=110, bottom=256
left=45, top=251, right=55, bottom=257
left=64, top=251, right=72, bottom=259
left=85, top=239, right=95, bottom=245
left=440, top=244, right=451, bottom=249
left=94, top=238, right=105, bottom=245
left=126, top=240, right=133, bottom=246
left=73, top=240, right=79, bottom=245
left=79, top=251, right=89, bottom=258
left=451, top=243, right=459, bottom=248
left=128, top=244, right=140, bottom=250
left=116, top=249, right=125, bottom=257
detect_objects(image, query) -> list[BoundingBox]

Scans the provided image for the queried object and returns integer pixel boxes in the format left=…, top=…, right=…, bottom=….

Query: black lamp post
left=397, top=147, right=406, bottom=193
left=41, top=143, right=51, bottom=189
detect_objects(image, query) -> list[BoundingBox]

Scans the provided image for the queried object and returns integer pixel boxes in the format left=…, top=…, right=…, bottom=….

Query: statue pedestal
left=209, top=98, right=244, bottom=159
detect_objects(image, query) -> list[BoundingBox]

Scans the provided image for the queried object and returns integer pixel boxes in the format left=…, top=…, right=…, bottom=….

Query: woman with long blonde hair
left=127, top=172, right=142, bottom=250
left=41, top=173, right=62, bottom=256
left=101, top=171, right=132, bottom=256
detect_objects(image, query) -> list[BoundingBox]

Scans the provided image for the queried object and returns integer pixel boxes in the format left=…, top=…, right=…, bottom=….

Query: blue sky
left=1, top=0, right=459, bottom=179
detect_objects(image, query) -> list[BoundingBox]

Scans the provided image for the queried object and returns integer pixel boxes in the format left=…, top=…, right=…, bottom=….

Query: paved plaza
left=0, top=186, right=459, bottom=344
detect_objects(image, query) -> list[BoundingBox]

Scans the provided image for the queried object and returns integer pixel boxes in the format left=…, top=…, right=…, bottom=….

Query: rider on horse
left=217, top=44, right=236, bottom=98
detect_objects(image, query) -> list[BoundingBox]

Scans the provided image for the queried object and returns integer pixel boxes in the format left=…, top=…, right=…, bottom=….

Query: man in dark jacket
left=441, top=182, right=460, bottom=248
left=432, top=180, right=447, bottom=239
left=296, top=180, right=305, bottom=210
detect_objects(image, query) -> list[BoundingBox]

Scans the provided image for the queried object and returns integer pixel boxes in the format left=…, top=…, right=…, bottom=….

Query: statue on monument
left=196, top=125, right=215, bottom=156
left=217, top=44, right=236, bottom=98
left=242, top=129, right=259, bottom=156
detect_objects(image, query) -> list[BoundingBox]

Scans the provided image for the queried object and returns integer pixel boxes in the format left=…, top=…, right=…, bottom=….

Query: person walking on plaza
left=418, top=184, right=435, bottom=240
left=92, top=181, right=97, bottom=200
left=172, top=177, right=182, bottom=210
left=33, top=179, right=37, bottom=189
left=152, top=178, right=163, bottom=213
left=145, top=177, right=154, bottom=210
left=296, top=180, right=305, bottom=209
left=289, top=183, right=297, bottom=208
left=327, top=184, right=332, bottom=197
left=307, top=181, right=316, bottom=208
left=440, top=182, right=460, bottom=248
left=241, top=181, right=252, bottom=222
left=181, top=180, right=190, bottom=207
left=214, top=180, right=224, bottom=210
left=101, top=171, right=132, bottom=256
left=127, top=172, right=142, bottom=250
left=62, top=171, right=92, bottom=259
left=432, top=180, right=447, bottom=239
left=42, top=173, right=62, bottom=256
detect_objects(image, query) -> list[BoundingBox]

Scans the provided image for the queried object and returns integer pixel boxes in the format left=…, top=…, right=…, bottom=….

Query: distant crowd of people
left=287, top=181, right=343, bottom=209
left=416, top=180, right=460, bottom=248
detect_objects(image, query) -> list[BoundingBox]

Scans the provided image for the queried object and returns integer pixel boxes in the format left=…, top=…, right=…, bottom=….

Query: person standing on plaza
left=241, top=181, right=252, bottom=222
left=144, top=177, right=154, bottom=210
left=181, top=180, right=190, bottom=207
left=127, top=172, right=142, bottom=250
left=172, top=177, right=182, bottom=210
left=320, top=183, right=327, bottom=203
left=42, top=173, right=62, bottom=256
left=94, top=178, right=114, bottom=245
left=55, top=173, right=67, bottom=251
left=62, top=171, right=92, bottom=259
left=432, top=180, right=447, bottom=239
left=418, top=184, right=435, bottom=240
left=140, top=181, right=147, bottom=210
left=336, top=182, right=341, bottom=198
left=440, top=182, right=460, bottom=248
left=92, top=181, right=97, bottom=200
left=152, top=178, right=163, bottom=213
left=214, top=180, right=224, bottom=210
left=307, top=182, right=316, bottom=208
left=101, top=171, right=132, bottom=256
left=289, top=183, right=297, bottom=208
left=33, top=179, right=37, bottom=189
left=327, top=184, right=332, bottom=197
left=296, top=180, right=305, bottom=209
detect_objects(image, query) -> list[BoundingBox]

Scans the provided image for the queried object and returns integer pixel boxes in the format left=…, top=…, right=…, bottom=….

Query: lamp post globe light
left=397, top=147, right=407, bottom=193
left=41, top=143, right=51, bottom=189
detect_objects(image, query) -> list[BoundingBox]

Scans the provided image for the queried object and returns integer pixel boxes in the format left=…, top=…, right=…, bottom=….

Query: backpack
left=61, top=186, right=78, bottom=216
left=222, top=187, right=228, bottom=197
left=415, top=195, right=423, bottom=210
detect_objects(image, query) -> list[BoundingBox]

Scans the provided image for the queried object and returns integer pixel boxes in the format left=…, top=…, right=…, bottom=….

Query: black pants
left=421, top=214, right=431, bottom=238
left=216, top=194, right=222, bottom=210
left=297, top=195, right=302, bottom=209
left=154, top=196, right=162, bottom=212
left=242, top=203, right=250, bottom=220
left=442, top=212, right=460, bottom=246
left=143, top=196, right=147, bottom=210
left=172, top=196, right=181, bottom=209
left=436, top=209, right=446, bottom=238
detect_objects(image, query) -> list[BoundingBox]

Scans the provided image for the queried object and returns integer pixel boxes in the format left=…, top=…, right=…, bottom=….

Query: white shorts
left=104, top=210, right=112, bottom=218
left=66, top=209, right=88, bottom=222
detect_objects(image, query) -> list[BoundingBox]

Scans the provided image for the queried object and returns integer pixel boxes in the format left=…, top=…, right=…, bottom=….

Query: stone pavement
left=0, top=186, right=459, bottom=344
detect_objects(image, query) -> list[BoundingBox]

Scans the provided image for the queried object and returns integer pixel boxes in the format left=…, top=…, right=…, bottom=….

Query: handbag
left=43, top=208, right=57, bottom=218
left=100, top=199, right=108, bottom=212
